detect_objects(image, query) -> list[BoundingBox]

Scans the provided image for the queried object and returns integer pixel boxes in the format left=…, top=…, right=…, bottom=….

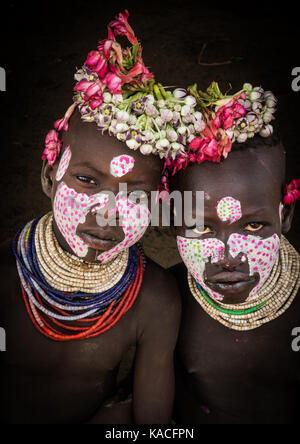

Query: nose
left=217, top=237, right=244, bottom=271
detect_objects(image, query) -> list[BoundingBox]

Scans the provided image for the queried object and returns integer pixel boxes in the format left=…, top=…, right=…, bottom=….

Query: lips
left=78, top=230, right=122, bottom=251
left=205, top=272, right=258, bottom=295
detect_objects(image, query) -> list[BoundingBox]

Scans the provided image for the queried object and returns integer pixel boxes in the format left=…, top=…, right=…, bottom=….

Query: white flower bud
left=157, top=99, right=165, bottom=108
left=146, top=94, right=155, bottom=104
left=116, top=123, right=129, bottom=133
left=243, top=83, right=253, bottom=92
left=167, top=130, right=178, bottom=142
left=103, top=92, right=112, bottom=103
left=172, top=112, right=181, bottom=122
left=263, top=111, right=274, bottom=124
left=112, top=94, right=123, bottom=105
left=128, top=115, right=137, bottom=125
left=174, top=105, right=182, bottom=112
left=259, top=124, right=273, bottom=138
left=194, top=120, right=206, bottom=132
left=237, top=133, right=248, bottom=143
left=155, top=117, right=164, bottom=128
left=159, top=138, right=170, bottom=148
left=143, top=130, right=155, bottom=142
left=140, top=144, right=153, bottom=155
left=116, top=110, right=129, bottom=123
left=146, top=104, right=159, bottom=118
left=193, top=111, right=204, bottom=121
left=116, top=133, right=126, bottom=141
left=181, top=105, right=192, bottom=116
left=126, top=139, right=140, bottom=150
left=171, top=142, right=182, bottom=151
left=250, top=91, right=263, bottom=101
left=178, top=126, right=187, bottom=135
left=266, top=97, right=277, bottom=108
left=184, top=96, right=197, bottom=107
left=247, top=131, right=255, bottom=138
left=161, top=108, right=173, bottom=122
left=173, top=88, right=187, bottom=99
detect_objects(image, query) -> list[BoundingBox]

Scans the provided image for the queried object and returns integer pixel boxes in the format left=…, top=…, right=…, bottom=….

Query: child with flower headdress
left=0, top=11, right=183, bottom=424
left=168, top=82, right=300, bottom=424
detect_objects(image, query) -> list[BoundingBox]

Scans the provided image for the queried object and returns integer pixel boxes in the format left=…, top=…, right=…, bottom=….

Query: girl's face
left=175, top=145, right=288, bottom=305
left=43, top=112, right=162, bottom=263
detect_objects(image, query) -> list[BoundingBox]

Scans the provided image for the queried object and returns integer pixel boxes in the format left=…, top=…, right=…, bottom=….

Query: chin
left=205, top=278, right=259, bottom=305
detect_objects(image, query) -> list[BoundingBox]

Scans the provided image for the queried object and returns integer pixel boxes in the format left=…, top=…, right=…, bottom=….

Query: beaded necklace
left=188, top=236, right=300, bottom=331
left=13, top=213, right=146, bottom=341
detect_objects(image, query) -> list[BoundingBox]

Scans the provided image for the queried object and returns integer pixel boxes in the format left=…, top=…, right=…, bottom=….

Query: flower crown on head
left=43, top=10, right=205, bottom=165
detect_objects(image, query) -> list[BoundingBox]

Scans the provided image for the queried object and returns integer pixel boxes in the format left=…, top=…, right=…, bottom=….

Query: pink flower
left=104, top=72, right=122, bottom=95
left=213, top=98, right=246, bottom=130
left=283, top=179, right=300, bottom=205
left=86, top=51, right=108, bottom=78
left=42, top=130, right=62, bottom=166
left=74, top=79, right=104, bottom=106
left=54, top=103, right=77, bottom=132
left=109, top=10, right=138, bottom=45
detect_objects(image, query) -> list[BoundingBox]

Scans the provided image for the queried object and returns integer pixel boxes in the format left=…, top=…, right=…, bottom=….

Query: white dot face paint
left=177, top=236, right=225, bottom=301
left=97, top=192, right=151, bottom=263
left=56, top=146, right=72, bottom=182
left=228, top=233, right=281, bottom=300
left=53, top=182, right=109, bottom=258
left=217, top=197, right=242, bottom=224
left=110, top=155, right=135, bottom=178
left=177, top=233, right=281, bottom=302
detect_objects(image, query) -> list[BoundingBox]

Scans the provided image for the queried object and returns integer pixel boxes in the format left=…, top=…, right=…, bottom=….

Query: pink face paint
left=56, top=146, right=72, bottom=182
left=53, top=182, right=109, bottom=258
left=217, top=197, right=242, bottom=224
left=97, top=192, right=151, bottom=263
left=110, top=155, right=135, bottom=178
left=177, top=236, right=225, bottom=301
left=228, top=233, right=281, bottom=300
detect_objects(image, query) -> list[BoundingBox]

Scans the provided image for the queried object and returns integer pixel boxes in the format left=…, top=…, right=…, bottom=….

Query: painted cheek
left=53, top=182, right=109, bottom=258
left=228, top=233, right=281, bottom=300
left=97, top=193, right=150, bottom=263
left=216, top=197, right=242, bottom=224
left=56, top=146, right=72, bottom=182
left=177, top=236, right=226, bottom=301
left=110, top=155, right=135, bottom=178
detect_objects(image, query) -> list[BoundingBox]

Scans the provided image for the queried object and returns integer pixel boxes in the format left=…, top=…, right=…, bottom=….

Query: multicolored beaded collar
left=13, top=213, right=146, bottom=341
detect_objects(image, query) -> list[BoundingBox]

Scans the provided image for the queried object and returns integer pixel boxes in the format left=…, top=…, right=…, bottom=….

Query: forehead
left=62, top=112, right=162, bottom=183
left=178, top=148, right=284, bottom=210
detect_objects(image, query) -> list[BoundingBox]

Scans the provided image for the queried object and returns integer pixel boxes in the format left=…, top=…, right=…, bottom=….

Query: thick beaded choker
left=13, top=213, right=146, bottom=341
left=188, top=236, right=300, bottom=331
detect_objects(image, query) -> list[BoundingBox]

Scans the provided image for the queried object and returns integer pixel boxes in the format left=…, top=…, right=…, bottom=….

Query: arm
left=132, top=269, right=181, bottom=424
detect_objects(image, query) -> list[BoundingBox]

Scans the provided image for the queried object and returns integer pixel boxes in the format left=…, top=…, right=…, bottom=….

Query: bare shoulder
left=135, top=258, right=182, bottom=337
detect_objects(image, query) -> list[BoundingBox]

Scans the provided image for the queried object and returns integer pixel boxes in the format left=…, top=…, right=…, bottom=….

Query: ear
left=282, top=202, right=295, bottom=234
left=41, top=160, right=55, bottom=199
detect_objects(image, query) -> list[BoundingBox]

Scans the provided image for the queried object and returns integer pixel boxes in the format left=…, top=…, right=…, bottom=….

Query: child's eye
left=245, top=222, right=264, bottom=232
left=192, top=226, right=213, bottom=235
left=76, top=176, right=97, bottom=185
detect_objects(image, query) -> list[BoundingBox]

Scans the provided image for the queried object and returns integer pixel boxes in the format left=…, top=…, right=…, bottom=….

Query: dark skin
left=172, top=142, right=300, bottom=424
left=0, top=111, right=181, bottom=424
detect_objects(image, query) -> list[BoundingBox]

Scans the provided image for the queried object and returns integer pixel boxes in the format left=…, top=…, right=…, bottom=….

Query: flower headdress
left=161, top=82, right=278, bottom=179
left=42, top=10, right=201, bottom=165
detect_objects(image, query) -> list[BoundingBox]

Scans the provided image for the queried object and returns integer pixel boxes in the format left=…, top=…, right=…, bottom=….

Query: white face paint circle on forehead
left=53, top=182, right=109, bottom=258
left=228, top=233, right=281, bottom=300
left=97, top=192, right=151, bottom=263
left=217, top=197, right=242, bottom=224
left=177, top=236, right=226, bottom=301
left=110, top=155, right=135, bottom=178
left=56, top=146, right=72, bottom=182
